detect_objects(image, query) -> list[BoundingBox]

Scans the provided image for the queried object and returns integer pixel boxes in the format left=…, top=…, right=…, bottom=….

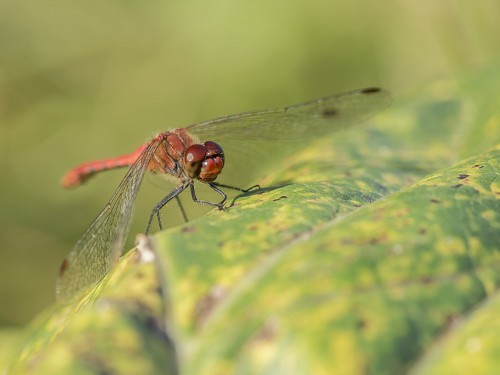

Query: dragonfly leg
left=175, top=195, right=189, bottom=223
left=189, top=183, right=227, bottom=209
left=146, top=182, right=190, bottom=234
left=156, top=210, right=163, bottom=230
left=210, top=182, right=261, bottom=193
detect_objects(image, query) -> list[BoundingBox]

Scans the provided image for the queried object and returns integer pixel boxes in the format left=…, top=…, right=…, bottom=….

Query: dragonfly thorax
left=183, top=141, right=224, bottom=182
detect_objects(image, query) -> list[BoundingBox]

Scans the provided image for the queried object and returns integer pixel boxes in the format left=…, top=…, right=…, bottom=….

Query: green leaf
left=4, top=242, right=176, bottom=375
left=411, top=291, right=500, bottom=374
left=169, top=148, right=498, bottom=375
left=2, top=70, right=499, bottom=374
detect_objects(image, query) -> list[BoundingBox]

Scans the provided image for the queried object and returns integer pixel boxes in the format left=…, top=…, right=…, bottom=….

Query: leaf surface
left=2, top=71, right=500, bottom=375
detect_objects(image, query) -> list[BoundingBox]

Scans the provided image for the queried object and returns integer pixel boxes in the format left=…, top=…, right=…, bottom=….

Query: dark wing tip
left=322, top=108, right=338, bottom=118
left=361, top=87, right=383, bottom=94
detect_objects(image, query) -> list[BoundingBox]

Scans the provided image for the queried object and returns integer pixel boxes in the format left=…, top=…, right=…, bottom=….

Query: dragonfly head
left=183, top=141, right=224, bottom=182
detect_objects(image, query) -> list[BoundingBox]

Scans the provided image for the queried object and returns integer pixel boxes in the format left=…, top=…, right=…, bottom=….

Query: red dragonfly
left=56, top=87, right=391, bottom=302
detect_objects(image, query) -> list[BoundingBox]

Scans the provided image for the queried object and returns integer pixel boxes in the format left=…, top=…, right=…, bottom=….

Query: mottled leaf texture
left=2, top=71, right=500, bottom=375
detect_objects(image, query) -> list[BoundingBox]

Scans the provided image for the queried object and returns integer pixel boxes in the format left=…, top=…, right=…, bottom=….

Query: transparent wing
left=186, top=88, right=392, bottom=186
left=56, top=138, right=161, bottom=303
left=56, top=88, right=391, bottom=303
left=187, top=88, right=391, bottom=141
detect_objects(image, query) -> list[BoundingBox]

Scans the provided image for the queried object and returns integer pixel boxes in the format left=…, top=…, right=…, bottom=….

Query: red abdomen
left=61, top=129, right=196, bottom=188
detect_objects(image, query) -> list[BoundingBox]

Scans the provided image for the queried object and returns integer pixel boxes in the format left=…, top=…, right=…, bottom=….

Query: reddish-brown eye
left=184, top=144, right=208, bottom=178
left=199, top=156, right=224, bottom=182
left=204, top=141, right=224, bottom=162
left=197, top=141, right=224, bottom=182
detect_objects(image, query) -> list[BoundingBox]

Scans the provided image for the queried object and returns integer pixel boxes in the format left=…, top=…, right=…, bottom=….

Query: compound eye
left=199, top=155, right=224, bottom=182
left=184, top=144, right=208, bottom=178
left=204, top=141, right=224, bottom=162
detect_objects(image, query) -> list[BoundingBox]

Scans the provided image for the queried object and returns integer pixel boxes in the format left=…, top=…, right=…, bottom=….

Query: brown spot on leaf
left=430, top=198, right=440, bottom=203
left=420, top=276, right=434, bottom=284
left=419, top=227, right=427, bottom=235
left=452, top=184, right=463, bottom=188
left=395, top=208, right=410, bottom=217
left=472, top=164, right=483, bottom=169
left=80, top=352, right=112, bottom=374
left=458, top=174, right=469, bottom=180
left=181, top=226, right=196, bottom=233
left=248, top=318, right=279, bottom=345
left=194, top=285, right=228, bottom=329
left=444, top=314, right=458, bottom=328
left=273, top=195, right=288, bottom=202
left=155, top=286, right=163, bottom=297
left=369, top=232, right=388, bottom=244
left=356, top=319, right=368, bottom=330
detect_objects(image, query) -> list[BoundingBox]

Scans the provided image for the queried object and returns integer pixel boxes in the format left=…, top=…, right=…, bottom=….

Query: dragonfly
left=56, top=87, right=392, bottom=303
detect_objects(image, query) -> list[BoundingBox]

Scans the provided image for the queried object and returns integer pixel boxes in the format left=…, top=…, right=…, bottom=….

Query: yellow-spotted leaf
left=2, top=70, right=500, bottom=375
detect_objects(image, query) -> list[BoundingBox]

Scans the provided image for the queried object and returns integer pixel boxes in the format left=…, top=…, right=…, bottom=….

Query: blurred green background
left=0, top=0, right=498, bottom=328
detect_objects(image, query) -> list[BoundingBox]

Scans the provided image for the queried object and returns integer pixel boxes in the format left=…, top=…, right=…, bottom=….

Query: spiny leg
left=146, top=182, right=190, bottom=234
left=175, top=195, right=189, bottom=223
left=189, top=183, right=227, bottom=209
left=211, top=181, right=260, bottom=193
